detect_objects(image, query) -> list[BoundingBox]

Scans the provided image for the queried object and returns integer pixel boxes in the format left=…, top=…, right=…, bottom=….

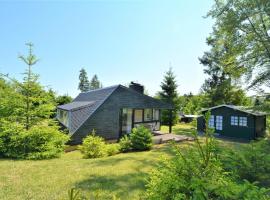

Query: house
left=57, top=82, right=173, bottom=144
left=197, top=104, right=267, bottom=140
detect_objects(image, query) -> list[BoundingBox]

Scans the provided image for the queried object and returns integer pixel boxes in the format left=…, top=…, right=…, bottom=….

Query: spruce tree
left=78, top=68, right=90, bottom=92
left=159, top=68, right=179, bottom=125
left=90, top=74, right=102, bottom=90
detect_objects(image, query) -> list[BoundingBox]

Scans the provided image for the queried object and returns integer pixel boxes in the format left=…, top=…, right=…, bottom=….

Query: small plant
left=130, top=125, right=153, bottom=151
left=79, top=130, right=107, bottom=159
left=106, top=143, right=120, bottom=156
left=119, top=135, right=133, bottom=152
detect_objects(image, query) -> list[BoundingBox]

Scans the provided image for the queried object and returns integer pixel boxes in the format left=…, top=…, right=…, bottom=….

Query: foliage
left=0, top=120, right=69, bottom=160
left=78, top=68, right=90, bottom=92
left=56, top=94, right=73, bottom=106
left=119, top=135, right=133, bottom=152
left=159, top=67, right=180, bottom=125
left=221, top=139, right=270, bottom=188
left=206, top=0, right=270, bottom=89
left=106, top=143, right=120, bottom=156
left=179, top=93, right=205, bottom=114
left=145, top=112, right=270, bottom=199
left=79, top=131, right=107, bottom=159
left=67, top=188, right=120, bottom=200
left=130, top=126, right=153, bottom=151
left=199, top=38, right=251, bottom=107
left=90, top=74, right=102, bottom=90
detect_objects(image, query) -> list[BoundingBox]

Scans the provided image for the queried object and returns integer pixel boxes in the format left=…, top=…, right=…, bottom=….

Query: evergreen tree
left=18, top=43, right=55, bottom=129
left=78, top=68, right=90, bottom=92
left=90, top=74, right=102, bottom=90
left=159, top=68, right=179, bottom=125
left=199, top=39, right=250, bottom=107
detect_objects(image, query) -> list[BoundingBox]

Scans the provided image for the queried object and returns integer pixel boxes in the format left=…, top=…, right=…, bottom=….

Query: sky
left=0, top=0, right=214, bottom=97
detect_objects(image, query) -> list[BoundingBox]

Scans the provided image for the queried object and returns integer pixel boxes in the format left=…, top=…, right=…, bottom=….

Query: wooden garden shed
left=197, top=105, right=267, bottom=140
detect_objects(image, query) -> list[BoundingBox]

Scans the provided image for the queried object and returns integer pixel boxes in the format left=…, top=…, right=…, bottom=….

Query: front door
left=121, top=108, right=133, bottom=135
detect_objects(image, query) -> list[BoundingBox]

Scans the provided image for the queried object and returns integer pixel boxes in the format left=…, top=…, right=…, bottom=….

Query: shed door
left=215, top=116, right=223, bottom=131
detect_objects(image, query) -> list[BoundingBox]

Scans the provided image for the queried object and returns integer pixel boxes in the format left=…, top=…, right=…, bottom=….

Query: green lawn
left=0, top=144, right=174, bottom=200
left=161, top=122, right=196, bottom=136
left=0, top=123, right=245, bottom=200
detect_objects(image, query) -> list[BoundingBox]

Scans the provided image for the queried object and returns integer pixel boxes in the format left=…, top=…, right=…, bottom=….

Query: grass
left=0, top=123, right=246, bottom=200
left=0, top=144, right=174, bottom=200
left=161, top=122, right=196, bottom=136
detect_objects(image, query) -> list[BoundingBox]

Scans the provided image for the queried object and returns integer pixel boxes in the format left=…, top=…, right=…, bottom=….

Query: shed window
left=57, top=109, right=69, bottom=127
left=216, top=116, right=223, bottom=130
left=144, top=109, right=153, bottom=121
left=208, top=115, right=215, bottom=128
left=134, top=109, right=143, bottom=122
left=239, top=117, right=247, bottom=126
left=231, top=116, right=238, bottom=126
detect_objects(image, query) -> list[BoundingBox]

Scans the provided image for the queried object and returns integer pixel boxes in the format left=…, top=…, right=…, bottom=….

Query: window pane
left=134, top=109, right=143, bottom=122
left=216, top=116, right=223, bottom=130
left=239, top=117, right=247, bottom=126
left=231, top=116, right=238, bottom=126
left=209, top=115, right=215, bottom=128
left=122, top=108, right=133, bottom=134
left=144, top=109, right=153, bottom=121
left=153, top=109, right=160, bottom=120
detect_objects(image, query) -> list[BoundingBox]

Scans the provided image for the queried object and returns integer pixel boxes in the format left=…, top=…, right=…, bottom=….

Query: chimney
left=129, top=82, right=144, bottom=94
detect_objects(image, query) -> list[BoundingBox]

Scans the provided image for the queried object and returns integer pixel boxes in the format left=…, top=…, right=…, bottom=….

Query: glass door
left=121, top=108, right=133, bottom=135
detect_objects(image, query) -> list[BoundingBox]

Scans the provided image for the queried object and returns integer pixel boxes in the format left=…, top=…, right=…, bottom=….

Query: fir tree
left=78, top=68, right=90, bottom=92
left=159, top=68, right=179, bottom=125
left=90, top=74, right=102, bottom=90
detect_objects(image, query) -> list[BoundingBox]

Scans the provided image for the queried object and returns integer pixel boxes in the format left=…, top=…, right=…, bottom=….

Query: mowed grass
left=161, top=122, right=196, bottom=136
left=0, top=123, right=245, bottom=200
left=0, top=144, right=174, bottom=200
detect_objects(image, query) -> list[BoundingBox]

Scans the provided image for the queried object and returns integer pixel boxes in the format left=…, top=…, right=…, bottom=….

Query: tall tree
left=199, top=36, right=250, bottom=107
left=90, top=74, right=102, bottom=90
left=18, top=43, right=55, bottom=129
left=159, top=68, right=179, bottom=125
left=78, top=68, right=90, bottom=92
left=206, top=0, right=270, bottom=89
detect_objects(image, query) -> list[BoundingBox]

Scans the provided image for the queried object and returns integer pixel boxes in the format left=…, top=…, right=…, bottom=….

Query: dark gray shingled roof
left=57, top=85, right=119, bottom=134
left=57, top=101, right=95, bottom=111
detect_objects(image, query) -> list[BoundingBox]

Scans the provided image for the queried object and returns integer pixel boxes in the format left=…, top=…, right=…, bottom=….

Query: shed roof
left=201, top=104, right=267, bottom=116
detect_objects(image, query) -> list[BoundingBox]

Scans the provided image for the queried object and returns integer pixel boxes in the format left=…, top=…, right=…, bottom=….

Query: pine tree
left=78, top=68, right=90, bottom=92
left=159, top=68, right=179, bottom=125
left=18, top=43, right=55, bottom=129
left=90, top=74, right=102, bottom=90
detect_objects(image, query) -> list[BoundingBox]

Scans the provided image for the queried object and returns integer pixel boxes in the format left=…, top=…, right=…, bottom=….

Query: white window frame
left=216, top=116, right=223, bottom=130
left=239, top=117, right=247, bottom=127
left=208, top=115, right=215, bottom=128
left=231, top=116, right=238, bottom=126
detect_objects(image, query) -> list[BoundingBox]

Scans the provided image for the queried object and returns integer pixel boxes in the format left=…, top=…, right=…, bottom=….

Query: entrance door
left=215, top=116, right=223, bottom=131
left=121, top=108, right=133, bottom=135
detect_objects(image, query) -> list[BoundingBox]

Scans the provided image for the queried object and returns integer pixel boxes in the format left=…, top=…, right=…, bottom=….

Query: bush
left=106, top=143, right=120, bottom=156
left=119, top=135, right=133, bottom=152
left=0, top=120, right=69, bottom=159
left=79, top=131, right=107, bottom=158
left=130, top=126, right=153, bottom=151
left=145, top=112, right=270, bottom=199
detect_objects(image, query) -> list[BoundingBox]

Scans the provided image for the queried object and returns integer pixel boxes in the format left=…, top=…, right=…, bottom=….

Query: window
left=208, top=115, right=215, bottom=128
left=231, top=116, right=238, bottom=126
left=134, top=109, right=143, bottom=122
left=58, top=109, right=69, bottom=127
left=122, top=108, right=132, bottom=134
left=153, top=109, right=160, bottom=120
left=216, top=116, right=223, bottom=130
left=239, top=117, right=247, bottom=126
left=144, top=109, right=153, bottom=121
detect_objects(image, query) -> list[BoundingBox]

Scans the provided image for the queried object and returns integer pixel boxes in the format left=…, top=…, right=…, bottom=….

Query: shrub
left=106, top=143, right=120, bottom=156
left=130, top=126, right=153, bottom=151
left=79, top=131, right=107, bottom=159
left=145, top=112, right=270, bottom=199
left=0, top=120, right=69, bottom=159
left=119, top=135, right=133, bottom=152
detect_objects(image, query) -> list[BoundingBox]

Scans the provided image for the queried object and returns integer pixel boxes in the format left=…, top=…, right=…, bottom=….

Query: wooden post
left=169, top=109, right=172, bottom=133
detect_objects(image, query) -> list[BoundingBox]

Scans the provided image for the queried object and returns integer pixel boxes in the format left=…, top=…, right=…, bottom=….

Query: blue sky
left=0, top=0, right=214, bottom=97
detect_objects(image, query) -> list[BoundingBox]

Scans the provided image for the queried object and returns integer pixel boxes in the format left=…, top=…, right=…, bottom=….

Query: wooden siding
left=71, top=86, right=169, bottom=144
